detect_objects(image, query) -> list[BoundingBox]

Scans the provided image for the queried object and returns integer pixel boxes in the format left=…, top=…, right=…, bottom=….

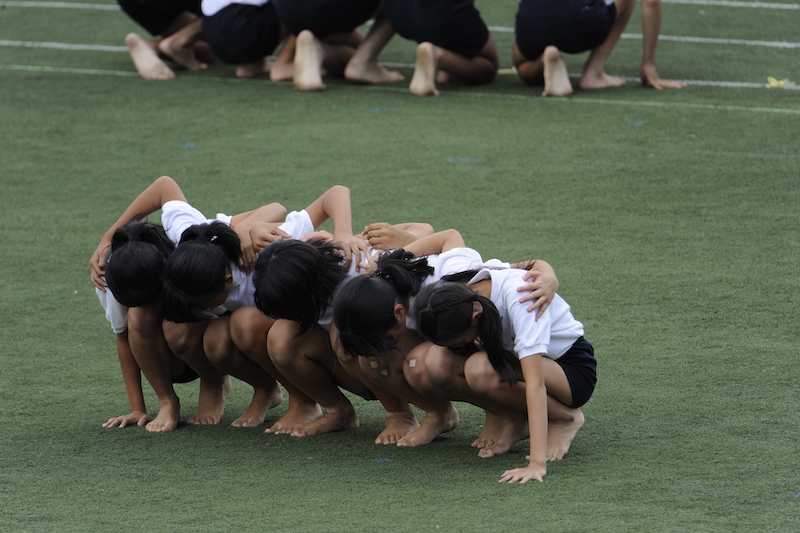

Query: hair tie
left=373, top=269, right=391, bottom=281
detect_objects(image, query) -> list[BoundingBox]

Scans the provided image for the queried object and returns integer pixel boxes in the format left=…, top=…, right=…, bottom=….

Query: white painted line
left=0, top=1, right=119, bottom=9
left=623, top=33, right=800, bottom=49
left=598, top=74, right=799, bottom=89
left=0, top=39, right=126, bottom=52
left=662, top=0, right=799, bottom=8
left=489, top=26, right=800, bottom=48
left=384, top=63, right=800, bottom=89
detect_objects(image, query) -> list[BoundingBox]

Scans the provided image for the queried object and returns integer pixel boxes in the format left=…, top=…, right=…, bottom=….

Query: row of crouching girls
left=118, top=0, right=685, bottom=95
left=91, top=177, right=596, bottom=483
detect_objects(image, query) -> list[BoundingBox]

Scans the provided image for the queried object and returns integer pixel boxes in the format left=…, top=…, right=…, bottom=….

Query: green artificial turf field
left=1, top=1, right=799, bottom=531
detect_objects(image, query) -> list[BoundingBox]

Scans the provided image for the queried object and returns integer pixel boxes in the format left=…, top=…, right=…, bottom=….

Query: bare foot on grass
left=541, top=46, right=573, bottom=97
left=236, top=58, right=271, bottom=78
left=125, top=33, right=175, bottom=81
left=186, top=376, right=231, bottom=425
left=344, top=58, right=404, bottom=84
left=293, top=30, right=326, bottom=91
left=397, top=404, right=459, bottom=447
left=477, top=411, right=528, bottom=458
left=146, top=398, right=180, bottom=433
left=158, top=34, right=207, bottom=72
left=231, top=384, right=283, bottom=428
left=579, top=67, right=626, bottom=90
left=409, top=42, right=440, bottom=96
left=290, top=405, right=358, bottom=437
left=546, top=408, right=584, bottom=461
left=375, top=410, right=419, bottom=445
left=266, top=400, right=323, bottom=434
left=471, top=411, right=504, bottom=450
left=269, top=60, right=294, bottom=82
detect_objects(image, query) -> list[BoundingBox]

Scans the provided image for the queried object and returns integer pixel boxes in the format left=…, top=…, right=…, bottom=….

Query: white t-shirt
left=466, top=267, right=584, bottom=360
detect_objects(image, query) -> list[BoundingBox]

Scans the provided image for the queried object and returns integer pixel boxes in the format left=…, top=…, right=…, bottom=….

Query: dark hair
left=253, top=239, right=346, bottom=336
left=161, top=222, right=241, bottom=323
left=105, top=221, right=174, bottom=307
left=333, top=249, right=433, bottom=358
left=413, top=279, right=521, bottom=385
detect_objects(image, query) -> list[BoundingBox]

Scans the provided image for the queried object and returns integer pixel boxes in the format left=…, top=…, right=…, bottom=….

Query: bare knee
left=230, top=306, right=271, bottom=351
left=127, top=306, right=161, bottom=336
left=203, top=319, right=232, bottom=365
left=423, top=345, right=461, bottom=388
left=265, top=320, right=299, bottom=370
left=163, top=321, right=201, bottom=358
left=464, top=352, right=504, bottom=394
left=404, top=342, right=434, bottom=393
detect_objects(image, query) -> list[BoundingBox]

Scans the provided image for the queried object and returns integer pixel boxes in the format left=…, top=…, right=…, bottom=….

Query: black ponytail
left=414, top=280, right=520, bottom=385
left=253, top=239, right=347, bottom=336
left=332, top=249, right=434, bottom=357
left=105, top=221, right=174, bottom=307
left=161, top=222, right=241, bottom=323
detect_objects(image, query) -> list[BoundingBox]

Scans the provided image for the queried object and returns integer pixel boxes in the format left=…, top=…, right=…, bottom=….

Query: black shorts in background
left=515, top=0, right=615, bottom=60
left=273, top=0, right=380, bottom=38
left=202, top=2, right=283, bottom=64
left=118, top=0, right=202, bottom=36
left=383, top=0, right=490, bottom=59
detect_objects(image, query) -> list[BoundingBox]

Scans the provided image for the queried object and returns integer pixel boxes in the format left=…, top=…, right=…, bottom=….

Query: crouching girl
left=412, top=267, right=596, bottom=483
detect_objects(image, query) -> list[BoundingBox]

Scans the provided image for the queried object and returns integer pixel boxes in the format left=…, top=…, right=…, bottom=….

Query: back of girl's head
left=333, top=249, right=433, bottom=357
left=105, top=221, right=173, bottom=308
left=161, top=221, right=241, bottom=323
left=413, top=281, right=476, bottom=346
left=414, top=279, right=521, bottom=385
left=253, top=239, right=346, bottom=335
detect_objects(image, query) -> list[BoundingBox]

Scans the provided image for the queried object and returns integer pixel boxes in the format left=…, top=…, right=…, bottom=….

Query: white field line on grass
left=662, top=0, right=799, bottom=8
left=0, top=39, right=126, bottom=52
left=5, top=33, right=800, bottom=51
left=489, top=28, right=800, bottom=49
left=0, top=45, right=800, bottom=90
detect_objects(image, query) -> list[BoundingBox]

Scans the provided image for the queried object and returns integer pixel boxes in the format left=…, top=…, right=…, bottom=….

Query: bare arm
left=230, top=202, right=288, bottom=272
left=499, top=354, right=548, bottom=483
left=639, top=0, right=686, bottom=89
left=361, top=222, right=435, bottom=250
left=101, top=331, right=151, bottom=428
left=90, top=176, right=186, bottom=290
left=404, top=229, right=466, bottom=257
left=304, top=185, right=369, bottom=268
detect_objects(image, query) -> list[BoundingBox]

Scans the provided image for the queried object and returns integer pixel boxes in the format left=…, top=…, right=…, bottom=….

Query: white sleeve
left=96, top=287, right=128, bottom=334
left=435, top=247, right=486, bottom=276
left=497, top=271, right=550, bottom=358
left=161, top=201, right=213, bottom=244
left=279, top=209, right=315, bottom=239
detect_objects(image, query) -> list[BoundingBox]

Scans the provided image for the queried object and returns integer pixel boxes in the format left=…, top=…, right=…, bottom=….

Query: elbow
left=270, top=202, right=287, bottom=218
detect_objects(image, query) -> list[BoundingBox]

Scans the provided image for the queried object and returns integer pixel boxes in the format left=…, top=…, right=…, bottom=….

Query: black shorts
left=554, top=337, right=597, bottom=408
left=383, top=0, right=489, bottom=59
left=172, top=365, right=199, bottom=384
left=515, top=0, right=615, bottom=60
left=273, top=0, right=379, bottom=38
left=202, top=3, right=283, bottom=64
left=117, top=0, right=202, bottom=36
